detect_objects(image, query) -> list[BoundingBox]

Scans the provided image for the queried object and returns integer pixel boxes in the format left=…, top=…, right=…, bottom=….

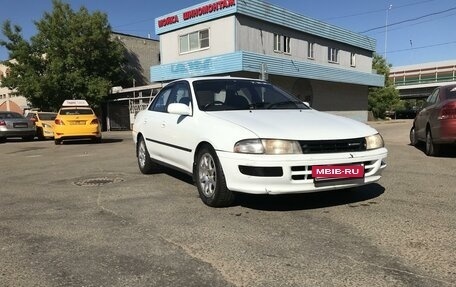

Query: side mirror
left=168, top=103, right=192, bottom=116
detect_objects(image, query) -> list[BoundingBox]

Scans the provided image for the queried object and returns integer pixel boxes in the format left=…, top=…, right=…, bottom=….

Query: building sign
left=183, top=0, right=236, bottom=21
left=158, top=15, right=179, bottom=28
left=171, top=59, right=212, bottom=74
left=157, top=0, right=236, bottom=29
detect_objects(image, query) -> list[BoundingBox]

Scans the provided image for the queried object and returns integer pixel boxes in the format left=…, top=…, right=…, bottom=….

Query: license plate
left=13, top=123, right=28, bottom=128
left=312, top=164, right=364, bottom=181
left=70, top=121, right=86, bottom=125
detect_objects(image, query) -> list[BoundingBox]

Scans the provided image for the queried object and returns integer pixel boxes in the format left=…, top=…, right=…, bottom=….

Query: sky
left=0, top=0, right=455, bottom=67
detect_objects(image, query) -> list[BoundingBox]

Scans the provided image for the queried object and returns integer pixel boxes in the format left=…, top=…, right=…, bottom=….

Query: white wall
left=235, top=15, right=373, bottom=73
left=160, top=16, right=236, bottom=64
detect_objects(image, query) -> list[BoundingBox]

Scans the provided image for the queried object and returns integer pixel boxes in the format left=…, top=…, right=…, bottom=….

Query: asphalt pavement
left=0, top=120, right=455, bottom=287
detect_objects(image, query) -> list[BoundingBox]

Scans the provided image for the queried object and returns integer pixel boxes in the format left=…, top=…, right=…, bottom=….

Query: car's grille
left=298, top=138, right=366, bottom=154
left=290, top=160, right=377, bottom=182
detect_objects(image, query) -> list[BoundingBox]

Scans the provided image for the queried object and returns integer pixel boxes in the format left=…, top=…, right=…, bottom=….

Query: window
left=426, top=89, right=439, bottom=105
left=350, top=53, right=356, bottom=67
left=273, top=34, right=281, bottom=52
left=283, top=36, right=291, bottom=54
left=274, top=34, right=291, bottom=54
left=307, top=42, right=314, bottom=59
left=150, top=86, right=173, bottom=112
left=150, top=82, right=191, bottom=112
left=328, top=47, right=339, bottom=63
left=179, top=29, right=210, bottom=54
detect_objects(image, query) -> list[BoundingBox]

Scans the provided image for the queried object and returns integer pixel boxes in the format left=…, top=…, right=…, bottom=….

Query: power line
left=386, top=40, right=456, bottom=54
left=361, top=6, right=456, bottom=33
left=323, top=0, right=437, bottom=21
left=368, top=11, right=456, bottom=35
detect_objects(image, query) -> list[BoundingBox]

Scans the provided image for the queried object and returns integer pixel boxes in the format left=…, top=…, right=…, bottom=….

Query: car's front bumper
left=217, top=148, right=388, bottom=194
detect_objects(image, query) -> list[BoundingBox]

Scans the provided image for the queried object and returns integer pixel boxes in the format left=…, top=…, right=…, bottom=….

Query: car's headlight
left=234, top=139, right=302, bottom=154
left=42, top=123, right=51, bottom=128
left=365, top=133, right=384, bottom=150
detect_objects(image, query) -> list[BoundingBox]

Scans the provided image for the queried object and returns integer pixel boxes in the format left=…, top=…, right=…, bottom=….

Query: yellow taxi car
left=26, top=111, right=57, bottom=140
left=54, top=100, right=102, bottom=145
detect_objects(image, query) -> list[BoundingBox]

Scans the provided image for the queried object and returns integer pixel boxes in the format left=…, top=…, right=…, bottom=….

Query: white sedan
left=132, top=77, right=387, bottom=207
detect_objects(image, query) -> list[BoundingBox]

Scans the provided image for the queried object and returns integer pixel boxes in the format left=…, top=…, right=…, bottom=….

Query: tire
left=37, top=127, right=45, bottom=140
left=425, top=129, right=440, bottom=156
left=54, top=138, right=62, bottom=145
left=409, top=127, right=418, bottom=146
left=22, top=135, right=35, bottom=141
left=195, top=145, right=235, bottom=207
left=0, top=137, right=6, bottom=143
left=137, top=136, right=160, bottom=174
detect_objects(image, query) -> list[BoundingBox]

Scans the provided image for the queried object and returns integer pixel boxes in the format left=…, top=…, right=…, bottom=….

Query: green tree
left=0, top=0, right=128, bottom=111
left=368, top=53, right=403, bottom=119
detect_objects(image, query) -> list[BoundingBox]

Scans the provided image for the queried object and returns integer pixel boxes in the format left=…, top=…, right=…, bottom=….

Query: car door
left=157, top=81, right=196, bottom=173
left=415, top=88, right=438, bottom=140
left=140, top=84, right=175, bottom=164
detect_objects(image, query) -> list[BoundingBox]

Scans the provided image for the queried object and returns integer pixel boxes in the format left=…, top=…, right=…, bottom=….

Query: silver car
left=0, top=111, right=36, bottom=142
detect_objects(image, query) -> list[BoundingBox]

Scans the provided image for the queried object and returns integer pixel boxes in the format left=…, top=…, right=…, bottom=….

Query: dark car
left=410, top=84, right=456, bottom=156
left=0, top=111, right=36, bottom=142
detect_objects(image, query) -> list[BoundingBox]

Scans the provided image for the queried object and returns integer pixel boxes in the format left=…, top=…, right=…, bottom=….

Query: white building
left=150, top=0, right=384, bottom=121
left=0, top=62, right=29, bottom=114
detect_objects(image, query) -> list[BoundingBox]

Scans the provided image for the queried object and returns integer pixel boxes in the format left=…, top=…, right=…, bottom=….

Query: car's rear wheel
left=425, top=129, right=440, bottom=156
left=54, top=138, right=62, bottom=145
left=0, top=137, right=6, bottom=143
left=137, top=136, right=160, bottom=174
left=409, top=126, right=418, bottom=146
left=195, top=146, right=235, bottom=207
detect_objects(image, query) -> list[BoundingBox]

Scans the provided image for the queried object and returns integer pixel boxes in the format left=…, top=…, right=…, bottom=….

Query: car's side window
left=149, top=86, right=173, bottom=112
left=174, top=83, right=191, bottom=107
left=426, top=89, right=439, bottom=105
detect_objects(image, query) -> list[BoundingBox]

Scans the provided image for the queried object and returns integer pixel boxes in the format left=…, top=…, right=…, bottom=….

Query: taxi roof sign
left=62, top=100, right=89, bottom=107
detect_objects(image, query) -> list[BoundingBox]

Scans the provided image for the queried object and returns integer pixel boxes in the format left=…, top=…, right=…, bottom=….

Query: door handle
left=161, top=122, right=166, bottom=128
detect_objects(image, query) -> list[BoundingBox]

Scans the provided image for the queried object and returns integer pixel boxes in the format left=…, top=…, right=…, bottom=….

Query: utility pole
left=384, top=4, right=392, bottom=60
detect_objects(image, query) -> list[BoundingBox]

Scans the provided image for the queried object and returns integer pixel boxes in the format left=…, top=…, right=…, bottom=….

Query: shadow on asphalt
left=409, top=143, right=456, bottom=158
left=163, top=167, right=385, bottom=211
left=58, top=138, right=124, bottom=145
left=234, top=184, right=385, bottom=211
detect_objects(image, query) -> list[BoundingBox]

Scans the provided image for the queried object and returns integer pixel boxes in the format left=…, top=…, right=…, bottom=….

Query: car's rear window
left=447, top=86, right=456, bottom=99
left=0, top=112, right=23, bottom=119
left=38, top=113, right=57, bottom=120
left=59, top=108, right=94, bottom=115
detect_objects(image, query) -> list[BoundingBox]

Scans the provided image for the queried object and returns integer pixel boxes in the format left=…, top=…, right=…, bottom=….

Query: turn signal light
left=90, top=119, right=99, bottom=125
left=0, top=120, right=6, bottom=126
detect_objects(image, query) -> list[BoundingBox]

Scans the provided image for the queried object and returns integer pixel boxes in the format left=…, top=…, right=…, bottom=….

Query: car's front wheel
left=425, top=129, right=440, bottom=156
left=137, top=136, right=160, bottom=174
left=195, top=146, right=235, bottom=207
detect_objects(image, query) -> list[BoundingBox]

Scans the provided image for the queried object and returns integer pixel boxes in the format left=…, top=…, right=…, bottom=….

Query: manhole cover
left=73, top=177, right=124, bottom=187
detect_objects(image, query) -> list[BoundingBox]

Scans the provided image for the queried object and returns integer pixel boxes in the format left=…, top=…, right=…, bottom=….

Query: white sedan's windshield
left=193, top=79, right=309, bottom=111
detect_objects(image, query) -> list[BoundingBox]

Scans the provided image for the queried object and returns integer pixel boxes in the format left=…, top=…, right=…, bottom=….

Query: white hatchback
left=132, top=77, right=387, bottom=207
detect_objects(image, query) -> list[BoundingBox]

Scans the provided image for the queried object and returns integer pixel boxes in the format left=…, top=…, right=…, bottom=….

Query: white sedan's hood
left=208, top=110, right=378, bottom=140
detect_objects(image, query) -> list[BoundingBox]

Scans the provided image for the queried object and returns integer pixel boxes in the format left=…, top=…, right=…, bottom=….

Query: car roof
left=167, top=76, right=267, bottom=85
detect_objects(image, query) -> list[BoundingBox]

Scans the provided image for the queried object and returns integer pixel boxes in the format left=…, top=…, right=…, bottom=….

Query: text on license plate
left=312, top=164, right=364, bottom=179
left=13, top=123, right=28, bottom=128
left=70, top=121, right=86, bottom=125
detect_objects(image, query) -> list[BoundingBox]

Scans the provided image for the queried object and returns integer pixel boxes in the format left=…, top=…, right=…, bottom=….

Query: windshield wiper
left=266, top=100, right=304, bottom=109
